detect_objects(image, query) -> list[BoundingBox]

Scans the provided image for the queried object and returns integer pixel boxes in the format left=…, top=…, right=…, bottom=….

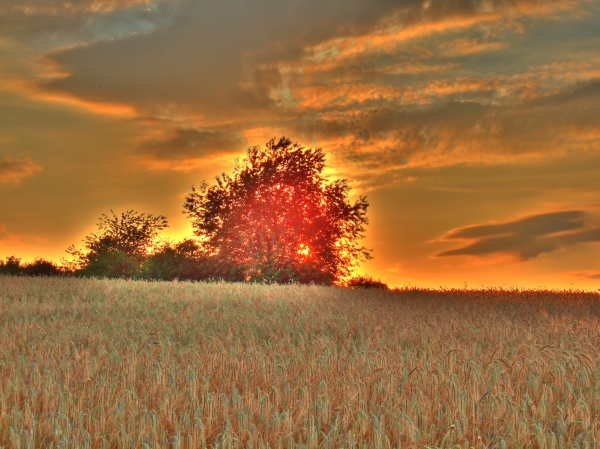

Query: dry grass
left=0, top=276, right=599, bottom=448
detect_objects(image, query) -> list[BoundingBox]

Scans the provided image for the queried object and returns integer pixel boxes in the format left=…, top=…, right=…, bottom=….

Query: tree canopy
left=183, top=137, right=371, bottom=284
left=65, top=210, right=168, bottom=278
left=0, top=256, right=62, bottom=276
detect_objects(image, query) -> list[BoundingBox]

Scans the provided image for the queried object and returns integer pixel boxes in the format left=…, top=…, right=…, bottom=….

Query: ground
left=0, top=276, right=599, bottom=448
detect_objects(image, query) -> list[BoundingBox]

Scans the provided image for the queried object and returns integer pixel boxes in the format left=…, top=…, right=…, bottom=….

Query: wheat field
left=0, top=276, right=599, bottom=448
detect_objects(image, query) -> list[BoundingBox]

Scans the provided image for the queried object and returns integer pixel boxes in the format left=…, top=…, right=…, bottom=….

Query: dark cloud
left=0, top=156, right=43, bottom=184
left=529, top=79, right=600, bottom=112
left=444, top=211, right=586, bottom=239
left=569, top=270, right=600, bottom=280
left=140, top=128, right=245, bottom=162
left=37, top=0, right=585, bottom=117
left=4, top=0, right=597, bottom=184
left=0, top=0, right=177, bottom=45
left=436, top=210, right=600, bottom=259
left=40, top=0, right=407, bottom=117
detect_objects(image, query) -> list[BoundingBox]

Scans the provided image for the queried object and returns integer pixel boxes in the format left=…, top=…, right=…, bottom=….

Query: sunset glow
left=297, top=244, right=310, bottom=258
left=1, top=0, right=600, bottom=289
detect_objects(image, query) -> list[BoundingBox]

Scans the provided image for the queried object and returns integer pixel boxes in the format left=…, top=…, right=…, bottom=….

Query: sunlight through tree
left=183, top=137, right=372, bottom=284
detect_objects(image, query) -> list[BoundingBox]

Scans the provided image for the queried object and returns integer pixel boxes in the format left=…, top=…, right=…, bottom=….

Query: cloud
left=293, top=71, right=600, bottom=188
left=1, top=76, right=138, bottom=116
left=0, top=223, right=26, bottom=247
left=372, top=62, right=460, bottom=76
left=0, top=0, right=176, bottom=46
left=571, top=271, right=600, bottom=280
left=35, top=0, right=407, bottom=120
left=35, top=0, right=588, bottom=119
left=439, top=37, right=509, bottom=56
left=436, top=210, right=600, bottom=259
left=0, top=156, right=43, bottom=184
left=298, top=0, right=581, bottom=70
left=138, top=128, right=246, bottom=171
left=5, top=0, right=597, bottom=186
left=0, top=224, right=16, bottom=242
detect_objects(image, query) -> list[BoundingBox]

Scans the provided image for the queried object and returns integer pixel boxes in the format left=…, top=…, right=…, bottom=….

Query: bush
left=0, top=256, right=22, bottom=275
left=21, top=258, right=63, bottom=277
left=78, top=250, right=141, bottom=279
left=139, top=239, right=211, bottom=281
left=346, top=275, right=389, bottom=290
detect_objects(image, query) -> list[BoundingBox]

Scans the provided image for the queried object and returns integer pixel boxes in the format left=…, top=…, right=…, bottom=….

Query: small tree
left=183, top=137, right=372, bottom=284
left=22, top=258, right=62, bottom=277
left=140, top=239, right=210, bottom=281
left=66, top=210, right=168, bottom=278
left=0, top=256, right=22, bottom=275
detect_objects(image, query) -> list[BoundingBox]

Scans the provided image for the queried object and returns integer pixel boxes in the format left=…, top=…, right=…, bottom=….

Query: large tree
left=183, top=137, right=371, bottom=284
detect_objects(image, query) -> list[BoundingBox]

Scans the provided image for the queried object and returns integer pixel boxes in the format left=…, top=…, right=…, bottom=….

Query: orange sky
left=1, top=0, right=600, bottom=289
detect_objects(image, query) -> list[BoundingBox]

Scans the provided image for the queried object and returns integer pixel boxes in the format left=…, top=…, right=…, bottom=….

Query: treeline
left=0, top=239, right=219, bottom=282
left=0, top=251, right=389, bottom=289
left=0, top=137, right=389, bottom=289
left=0, top=256, right=65, bottom=277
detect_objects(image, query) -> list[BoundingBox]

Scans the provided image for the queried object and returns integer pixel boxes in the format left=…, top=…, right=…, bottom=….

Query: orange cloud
left=5, top=0, right=163, bottom=16
left=0, top=156, right=43, bottom=184
left=137, top=128, right=246, bottom=171
left=303, top=0, right=581, bottom=71
left=373, top=62, right=460, bottom=75
left=295, top=58, right=600, bottom=110
left=296, top=77, right=505, bottom=110
left=0, top=224, right=20, bottom=243
left=0, top=76, right=137, bottom=117
left=440, top=38, right=510, bottom=56
left=305, top=15, right=502, bottom=66
left=571, top=270, right=600, bottom=280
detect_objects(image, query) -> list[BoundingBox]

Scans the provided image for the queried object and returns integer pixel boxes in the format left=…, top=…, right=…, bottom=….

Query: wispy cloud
left=0, top=223, right=18, bottom=243
left=436, top=210, right=600, bottom=259
left=439, top=38, right=509, bottom=56
left=0, top=0, right=175, bottom=46
left=138, top=128, right=246, bottom=171
left=0, top=156, right=43, bottom=184
left=571, top=271, right=600, bottom=280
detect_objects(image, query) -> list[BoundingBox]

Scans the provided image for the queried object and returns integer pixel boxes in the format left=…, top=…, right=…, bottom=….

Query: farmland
left=0, top=276, right=599, bottom=448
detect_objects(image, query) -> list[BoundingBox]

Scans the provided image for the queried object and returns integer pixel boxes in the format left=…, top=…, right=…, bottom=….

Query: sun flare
left=297, top=243, right=310, bottom=257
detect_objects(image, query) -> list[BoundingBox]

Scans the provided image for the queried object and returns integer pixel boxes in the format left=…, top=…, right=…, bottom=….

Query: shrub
left=21, top=258, right=63, bottom=277
left=346, top=275, right=389, bottom=290
left=0, top=256, right=22, bottom=275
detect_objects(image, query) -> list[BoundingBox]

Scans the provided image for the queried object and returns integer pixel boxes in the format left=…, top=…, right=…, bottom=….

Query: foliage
left=183, top=137, right=371, bottom=284
left=0, top=256, right=63, bottom=277
left=139, top=239, right=212, bottom=281
left=21, top=258, right=63, bottom=276
left=345, top=275, right=389, bottom=290
left=0, top=256, right=22, bottom=275
left=77, top=250, right=140, bottom=279
left=65, top=210, right=168, bottom=278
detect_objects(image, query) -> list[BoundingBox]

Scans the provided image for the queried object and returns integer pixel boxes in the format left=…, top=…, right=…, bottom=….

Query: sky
left=1, top=0, right=600, bottom=289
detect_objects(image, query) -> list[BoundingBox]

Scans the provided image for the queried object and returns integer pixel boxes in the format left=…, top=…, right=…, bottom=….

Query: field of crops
left=0, top=276, right=599, bottom=448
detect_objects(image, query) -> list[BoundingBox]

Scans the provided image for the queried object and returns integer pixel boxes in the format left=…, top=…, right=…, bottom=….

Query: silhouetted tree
left=0, top=256, right=22, bottom=275
left=346, top=275, right=389, bottom=290
left=66, top=210, right=168, bottom=278
left=22, top=258, right=62, bottom=276
left=183, top=137, right=372, bottom=284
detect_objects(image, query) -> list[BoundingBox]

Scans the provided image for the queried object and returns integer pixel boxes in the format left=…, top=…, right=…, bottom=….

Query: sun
left=297, top=243, right=310, bottom=257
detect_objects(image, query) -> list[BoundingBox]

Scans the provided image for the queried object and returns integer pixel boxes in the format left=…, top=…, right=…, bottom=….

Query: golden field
left=0, top=276, right=599, bottom=448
